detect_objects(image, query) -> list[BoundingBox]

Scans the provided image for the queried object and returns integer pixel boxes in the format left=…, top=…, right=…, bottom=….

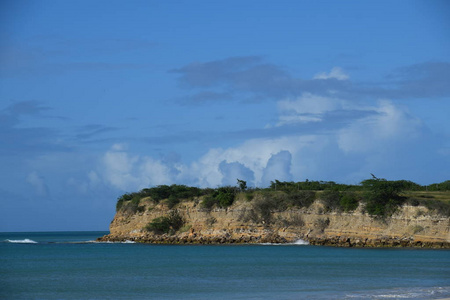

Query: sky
left=1, top=0, right=449, bottom=231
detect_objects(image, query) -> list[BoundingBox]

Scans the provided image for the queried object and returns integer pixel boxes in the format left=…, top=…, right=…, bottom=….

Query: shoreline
left=97, top=233, right=450, bottom=249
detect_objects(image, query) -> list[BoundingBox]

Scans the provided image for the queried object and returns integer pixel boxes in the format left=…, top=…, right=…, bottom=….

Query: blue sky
left=1, top=0, right=449, bottom=231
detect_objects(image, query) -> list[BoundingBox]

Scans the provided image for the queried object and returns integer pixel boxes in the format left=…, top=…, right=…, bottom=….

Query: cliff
left=99, top=193, right=450, bottom=248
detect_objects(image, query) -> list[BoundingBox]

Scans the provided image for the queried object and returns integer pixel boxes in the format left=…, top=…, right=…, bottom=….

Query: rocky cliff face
left=99, top=194, right=450, bottom=248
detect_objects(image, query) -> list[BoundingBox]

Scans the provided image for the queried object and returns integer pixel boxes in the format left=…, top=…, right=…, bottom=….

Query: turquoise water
left=1, top=232, right=449, bottom=299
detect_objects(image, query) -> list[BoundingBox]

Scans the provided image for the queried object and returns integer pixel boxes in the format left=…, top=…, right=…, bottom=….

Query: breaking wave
left=5, top=239, right=38, bottom=244
left=293, top=239, right=309, bottom=245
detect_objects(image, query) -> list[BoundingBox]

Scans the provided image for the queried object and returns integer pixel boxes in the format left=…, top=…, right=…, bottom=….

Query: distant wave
left=5, top=239, right=38, bottom=244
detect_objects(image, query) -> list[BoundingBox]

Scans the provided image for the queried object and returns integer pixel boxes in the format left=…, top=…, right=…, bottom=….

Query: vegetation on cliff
left=115, top=178, right=450, bottom=224
left=144, top=210, right=184, bottom=235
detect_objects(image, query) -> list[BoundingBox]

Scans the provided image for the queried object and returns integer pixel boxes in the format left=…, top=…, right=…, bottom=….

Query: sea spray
left=293, top=239, right=309, bottom=245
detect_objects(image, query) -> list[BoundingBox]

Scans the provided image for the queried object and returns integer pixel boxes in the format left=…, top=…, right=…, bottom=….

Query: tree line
left=115, top=177, right=450, bottom=218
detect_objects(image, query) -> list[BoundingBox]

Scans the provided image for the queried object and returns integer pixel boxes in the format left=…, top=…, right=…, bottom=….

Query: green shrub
left=116, top=193, right=135, bottom=212
left=201, top=196, right=218, bottom=209
left=167, top=195, right=180, bottom=209
left=340, top=192, right=360, bottom=212
left=246, top=195, right=286, bottom=225
left=245, top=192, right=254, bottom=201
left=320, top=190, right=341, bottom=211
left=361, top=178, right=406, bottom=217
left=253, top=197, right=277, bottom=224
left=200, top=186, right=236, bottom=209
left=286, top=190, right=316, bottom=208
left=144, top=211, right=184, bottom=235
left=426, top=180, right=450, bottom=191
left=216, top=191, right=234, bottom=207
left=116, top=199, right=124, bottom=212
left=140, top=184, right=202, bottom=203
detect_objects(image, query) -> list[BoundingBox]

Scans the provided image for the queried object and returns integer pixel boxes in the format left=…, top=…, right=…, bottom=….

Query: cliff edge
left=99, top=192, right=450, bottom=248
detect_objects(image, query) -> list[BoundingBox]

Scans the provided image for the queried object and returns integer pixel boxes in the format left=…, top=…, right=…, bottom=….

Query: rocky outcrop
left=98, top=195, right=450, bottom=248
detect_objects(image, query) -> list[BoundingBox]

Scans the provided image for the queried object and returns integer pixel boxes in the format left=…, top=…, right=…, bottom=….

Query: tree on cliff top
left=237, top=179, right=247, bottom=191
left=361, top=177, right=406, bottom=216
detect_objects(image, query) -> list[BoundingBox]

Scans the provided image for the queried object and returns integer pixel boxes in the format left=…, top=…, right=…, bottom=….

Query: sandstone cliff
left=99, top=193, right=450, bottom=248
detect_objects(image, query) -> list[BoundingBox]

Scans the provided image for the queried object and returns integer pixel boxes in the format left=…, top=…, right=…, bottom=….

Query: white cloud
left=261, top=150, right=293, bottom=186
left=338, top=100, right=423, bottom=153
left=100, top=145, right=172, bottom=191
left=313, top=67, right=349, bottom=80
left=276, top=93, right=344, bottom=125
left=188, top=135, right=318, bottom=187
left=91, top=98, right=425, bottom=191
left=219, top=161, right=255, bottom=186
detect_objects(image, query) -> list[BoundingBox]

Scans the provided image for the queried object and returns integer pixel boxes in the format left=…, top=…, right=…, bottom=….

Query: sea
left=1, top=231, right=449, bottom=300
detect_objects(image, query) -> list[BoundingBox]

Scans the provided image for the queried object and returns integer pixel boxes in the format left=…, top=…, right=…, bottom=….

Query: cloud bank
left=89, top=95, right=430, bottom=192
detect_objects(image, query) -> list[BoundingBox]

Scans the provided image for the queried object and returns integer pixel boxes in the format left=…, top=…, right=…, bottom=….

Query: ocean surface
left=1, top=231, right=449, bottom=299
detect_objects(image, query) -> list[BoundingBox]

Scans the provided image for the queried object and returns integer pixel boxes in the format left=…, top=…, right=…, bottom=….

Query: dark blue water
left=1, top=232, right=449, bottom=299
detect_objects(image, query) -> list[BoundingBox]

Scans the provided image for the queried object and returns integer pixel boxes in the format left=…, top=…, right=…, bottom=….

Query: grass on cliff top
left=402, top=191, right=450, bottom=216
left=402, top=191, right=450, bottom=201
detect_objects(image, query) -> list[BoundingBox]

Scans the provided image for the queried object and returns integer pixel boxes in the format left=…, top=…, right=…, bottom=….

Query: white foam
left=293, top=239, right=309, bottom=245
left=5, top=239, right=38, bottom=244
left=122, top=240, right=136, bottom=244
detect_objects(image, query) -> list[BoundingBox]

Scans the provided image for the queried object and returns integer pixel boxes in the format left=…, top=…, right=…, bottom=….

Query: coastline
left=97, top=232, right=450, bottom=248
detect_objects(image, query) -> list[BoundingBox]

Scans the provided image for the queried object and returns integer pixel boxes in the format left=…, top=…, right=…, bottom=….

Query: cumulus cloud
left=100, top=144, right=172, bottom=191
left=313, top=67, right=349, bottom=80
left=219, top=161, right=255, bottom=186
left=186, top=135, right=319, bottom=187
left=89, top=94, right=429, bottom=191
left=182, top=97, right=426, bottom=187
left=337, top=100, right=423, bottom=153
left=91, top=136, right=315, bottom=189
left=261, top=151, right=293, bottom=186
left=83, top=58, right=443, bottom=192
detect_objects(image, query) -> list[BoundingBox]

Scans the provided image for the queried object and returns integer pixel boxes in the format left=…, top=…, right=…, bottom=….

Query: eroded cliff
left=99, top=193, right=450, bottom=248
